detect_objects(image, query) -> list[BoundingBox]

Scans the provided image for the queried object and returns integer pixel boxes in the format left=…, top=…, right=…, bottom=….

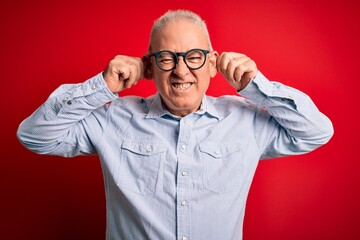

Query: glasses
left=151, top=48, right=210, bottom=71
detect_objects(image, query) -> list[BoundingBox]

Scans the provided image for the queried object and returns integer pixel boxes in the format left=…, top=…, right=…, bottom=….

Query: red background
left=1, top=0, right=359, bottom=239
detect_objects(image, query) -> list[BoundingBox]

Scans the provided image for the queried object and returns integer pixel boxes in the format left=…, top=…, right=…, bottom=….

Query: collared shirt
left=17, top=71, right=333, bottom=240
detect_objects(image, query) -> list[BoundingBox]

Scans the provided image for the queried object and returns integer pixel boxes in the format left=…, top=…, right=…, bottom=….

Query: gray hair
left=148, top=10, right=213, bottom=52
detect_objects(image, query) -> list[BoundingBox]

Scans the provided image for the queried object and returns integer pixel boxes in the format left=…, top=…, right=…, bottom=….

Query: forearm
left=240, top=71, right=333, bottom=157
left=17, top=73, right=117, bottom=155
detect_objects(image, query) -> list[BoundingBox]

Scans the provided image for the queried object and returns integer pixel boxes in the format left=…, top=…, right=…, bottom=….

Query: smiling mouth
left=172, top=82, right=193, bottom=90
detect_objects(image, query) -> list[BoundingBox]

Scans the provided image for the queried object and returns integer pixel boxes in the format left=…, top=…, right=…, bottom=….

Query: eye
left=159, top=57, right=174, bottom=64
left=187, top=56, right=202, bottom=63
left=186, top=51, right=204, bottom=63
left=157, top=52, right=175, bottom=65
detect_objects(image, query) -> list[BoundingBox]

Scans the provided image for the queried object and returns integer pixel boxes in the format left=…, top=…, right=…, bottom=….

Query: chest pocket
left=117, top=140, right=166, bottom=195
left=199, top=142, right=243, bottom=193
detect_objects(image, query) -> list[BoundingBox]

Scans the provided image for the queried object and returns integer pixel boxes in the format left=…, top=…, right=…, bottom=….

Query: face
left=149, top=19, right=218, bottom=117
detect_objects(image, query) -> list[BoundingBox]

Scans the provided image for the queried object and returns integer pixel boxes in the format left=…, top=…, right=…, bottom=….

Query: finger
left=124, top=60, right=143, bottom=88
left=226, top=57, right=243, bottom=82
left=117, top=65, right=131, bottom=81
left=104, top=61, right=119, bottom=81
left=216, top=52, right=224, bottom=72
left=218, top=52, right=232, bottom=74
left=234, top=57, right=250, bottom=81
left=125, top=75, right=138, bottom=89
left=236, top=59, right=257, bottom=81
left=124, top=69, right=136, bottom=89
left=234, top=64, right=247, bottom=83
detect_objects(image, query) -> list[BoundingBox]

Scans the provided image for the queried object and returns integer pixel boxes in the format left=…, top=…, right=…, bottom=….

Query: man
left=17, top=10, right=333, bottom=240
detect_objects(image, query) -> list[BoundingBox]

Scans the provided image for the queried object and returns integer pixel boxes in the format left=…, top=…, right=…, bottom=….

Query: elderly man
left=17, top=9, right=333, bottom=240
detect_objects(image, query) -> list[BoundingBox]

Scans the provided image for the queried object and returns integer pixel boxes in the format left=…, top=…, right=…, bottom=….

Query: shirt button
left=91, top=85, right=96, bottom=90
left=181, top=171, right=187, bottom=176
left=181, top=144, right=186, bottom=150
left=67, top=100, right=73, bottom=105
left=180, top=201, right=186, bottom=206
left=214, top=150, right=219, bottom=155
left=181, top=237, right=188, bottom=240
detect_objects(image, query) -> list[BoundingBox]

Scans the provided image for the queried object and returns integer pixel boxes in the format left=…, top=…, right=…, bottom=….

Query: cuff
left=238, top=71, right=274, bottom=104
left=81, top=72, right=118, bottom=107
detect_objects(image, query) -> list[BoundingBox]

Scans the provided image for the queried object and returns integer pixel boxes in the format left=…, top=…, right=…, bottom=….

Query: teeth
left=173, top=83, right=192, bottom=90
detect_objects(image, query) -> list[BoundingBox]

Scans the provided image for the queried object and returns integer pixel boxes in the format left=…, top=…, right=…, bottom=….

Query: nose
left=172, top=57, right=189, bottom=78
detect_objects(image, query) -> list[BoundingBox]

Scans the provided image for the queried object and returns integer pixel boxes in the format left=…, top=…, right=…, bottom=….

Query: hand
left=217, top=52, right=258, bottom=91
left=103, top=55, right=145, bottom=93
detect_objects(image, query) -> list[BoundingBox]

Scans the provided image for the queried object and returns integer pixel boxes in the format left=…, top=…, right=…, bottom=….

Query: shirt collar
left=146, top=93, right=222, bottom=120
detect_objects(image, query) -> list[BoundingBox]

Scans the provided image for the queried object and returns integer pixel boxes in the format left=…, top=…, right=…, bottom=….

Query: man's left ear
left=142, top=54, right=153, bottom=80
left=209, top=51, right=218, bottom=78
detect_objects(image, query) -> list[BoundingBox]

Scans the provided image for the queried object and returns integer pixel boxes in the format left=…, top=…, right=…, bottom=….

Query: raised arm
left=17, top=55, right=145, bottom=157
left=217, top=52, right=333, bottom=159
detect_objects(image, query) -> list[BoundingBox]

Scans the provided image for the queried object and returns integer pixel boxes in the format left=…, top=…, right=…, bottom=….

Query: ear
left=142, top=54, right=153, bottom=80
left=209, top=51, right=218, bottom=78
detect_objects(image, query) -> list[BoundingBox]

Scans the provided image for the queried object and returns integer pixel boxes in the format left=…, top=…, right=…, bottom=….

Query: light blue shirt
left=17, top=71, right=333, bottom=240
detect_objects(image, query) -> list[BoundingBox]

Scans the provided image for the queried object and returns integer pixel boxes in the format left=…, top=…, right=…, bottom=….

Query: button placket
left=176, top=116, right=194, bottom=240
left=176, top=166, right=191, bottom=240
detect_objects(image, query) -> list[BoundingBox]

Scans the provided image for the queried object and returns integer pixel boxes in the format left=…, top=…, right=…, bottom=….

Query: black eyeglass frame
left=150, top=48, right=210, bottom=71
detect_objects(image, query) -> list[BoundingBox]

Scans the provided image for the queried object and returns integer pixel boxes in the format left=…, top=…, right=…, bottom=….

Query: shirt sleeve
left=17, top=72, right=118, bottom=157
left=239, top=71, right=334, bottom=160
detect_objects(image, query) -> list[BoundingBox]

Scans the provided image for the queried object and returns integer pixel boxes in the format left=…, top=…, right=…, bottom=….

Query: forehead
left=151, top=19, right=208, bottom=52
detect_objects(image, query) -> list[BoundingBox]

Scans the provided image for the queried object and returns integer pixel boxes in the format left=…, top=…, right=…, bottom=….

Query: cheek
left=195, top=72, right=211, bottom=90
left=153, top=73, right=169, bottom=91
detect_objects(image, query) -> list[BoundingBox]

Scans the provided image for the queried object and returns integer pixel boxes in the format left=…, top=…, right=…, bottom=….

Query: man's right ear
left=142, top=54, right=153, bottom=80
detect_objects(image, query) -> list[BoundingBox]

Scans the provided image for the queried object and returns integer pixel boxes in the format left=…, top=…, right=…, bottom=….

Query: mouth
left=172, top=82, right=193, bottom=90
